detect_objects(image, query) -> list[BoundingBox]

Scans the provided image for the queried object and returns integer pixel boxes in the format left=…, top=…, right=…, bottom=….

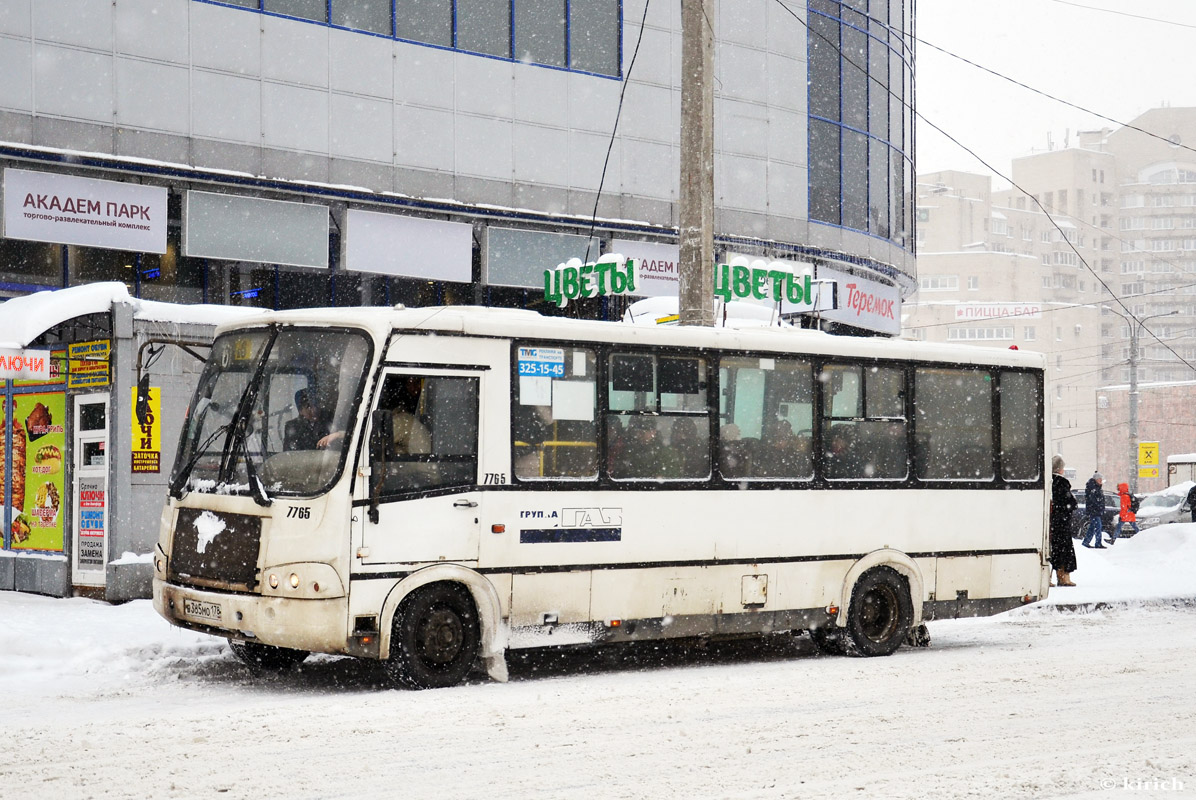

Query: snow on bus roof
left=0, top=282, right=256, bottom=349
left=211, top=304, right=1045, bottom=370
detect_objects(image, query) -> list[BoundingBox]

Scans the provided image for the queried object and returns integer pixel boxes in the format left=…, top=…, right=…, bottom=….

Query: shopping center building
left=1, top=0, right=916, bottom=594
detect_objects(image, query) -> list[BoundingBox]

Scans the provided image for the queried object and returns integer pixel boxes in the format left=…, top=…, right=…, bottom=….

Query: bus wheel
left=843, top=567, right=913, bottom=657
left=387, top=583, right=480, bottom=690
left=809, top=627, right=847, bottom=656
left=229, top=641, right=309, bottom=672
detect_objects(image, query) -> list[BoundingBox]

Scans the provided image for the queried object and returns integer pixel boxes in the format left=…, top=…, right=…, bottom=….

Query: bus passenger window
left=608, top=352, right=709, bottom=481
left=999, top=371, right=1042, bottom=481
left=821, top=364, right=908, bottom=481
left=719, top=356, right=813, bottom=481
left=914, top=368, right=995, bottom=481
left=513, top=346, right=597, bottom=480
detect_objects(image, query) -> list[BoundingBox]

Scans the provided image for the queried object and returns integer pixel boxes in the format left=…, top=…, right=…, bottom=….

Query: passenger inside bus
left=283, top=389, right=330, bottom=451
left=385, top=376, right=432, bottom=457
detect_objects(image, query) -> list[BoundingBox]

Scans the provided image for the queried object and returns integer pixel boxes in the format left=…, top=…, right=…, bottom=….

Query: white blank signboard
left=344, top=209, right=472, bottom=282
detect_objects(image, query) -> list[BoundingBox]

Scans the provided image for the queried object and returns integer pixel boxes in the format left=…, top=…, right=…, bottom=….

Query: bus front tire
left=843, top=566, right=914, bottom=657
left=387, top=583, right=480, bottom=690
left=229, top=640, right=309, bottom=672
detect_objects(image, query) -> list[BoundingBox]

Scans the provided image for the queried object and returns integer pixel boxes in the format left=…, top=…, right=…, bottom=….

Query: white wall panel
left=718, top=43, right=769, bottom=106
left=33, top=44, right=113, bottom=122
left=394, top=105, right=454, bottom=170
left=624, top=25, right=673, bottom=87
left=0, top=35, right=32, bottom=111
left=190, top=2, right=260, bottom=77
left=513, top=125, right=569, bottom=187
left=394, top=43, right=454, bottom=111
left=512, top=64, right=567, bottom=127
left=719, top=0, right=766, bottom=46
left=192, top=69, right=260, bottom=143
left=621, top=138, right=673, bottom=199
left=571, top=130, right=621, bottom=193
left=620, top=82, right=673, bottom=142
left=767, top=162, right=808, bottom=220
left=718, top=99, right=769, bottom=159
left=262, top=14, right=328, bottom=88
left=566, top=71, right=620, bottom=134
left=768, top=108, right=806, bottom=168
left=329, top=27, right=392, bottom=99
left=33, top=0, right=111, bottom=50
left=0, top=0, right=31, bottom=37
left=454, top=114, right=512, bottom=180
left=767, top=52, right=806, bottom=114
left=115, top=0, right=188, bottom=63
left=718, top=154, right=768, bottom=213
left=263, top=82, right=328, bottom=152
left=331, top=93, right=391, bottom=163
left=455, top=56, right=513, bottom=119
left=117, top=58, right=189, bottom=134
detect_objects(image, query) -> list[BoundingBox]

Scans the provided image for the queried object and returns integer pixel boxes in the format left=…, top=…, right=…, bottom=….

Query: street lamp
left=1101, top=306, right=1179, bottom=493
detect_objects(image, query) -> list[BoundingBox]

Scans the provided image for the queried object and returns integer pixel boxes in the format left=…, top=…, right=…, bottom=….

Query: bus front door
left=358, top=370, right=482, bottom=565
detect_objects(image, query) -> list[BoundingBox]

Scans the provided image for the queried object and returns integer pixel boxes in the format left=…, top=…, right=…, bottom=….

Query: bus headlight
left=260, top=563, right=345, bottom=599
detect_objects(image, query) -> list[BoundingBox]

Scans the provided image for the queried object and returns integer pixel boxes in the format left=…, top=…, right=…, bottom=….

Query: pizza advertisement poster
left=11, top=392, right=66, bottom=552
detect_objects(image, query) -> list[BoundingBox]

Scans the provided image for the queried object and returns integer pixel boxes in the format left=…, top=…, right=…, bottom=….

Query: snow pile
left=1042, top=521, right=1196, bottom=606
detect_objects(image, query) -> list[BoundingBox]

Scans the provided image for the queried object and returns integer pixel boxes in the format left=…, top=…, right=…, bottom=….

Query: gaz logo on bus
left=519, top=507, right=623, bottom=544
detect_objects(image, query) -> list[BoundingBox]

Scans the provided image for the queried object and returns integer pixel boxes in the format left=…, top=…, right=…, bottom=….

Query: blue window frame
left=807, top=0, right=914, bottom=250
left=196, top=0, right=622, bottom=78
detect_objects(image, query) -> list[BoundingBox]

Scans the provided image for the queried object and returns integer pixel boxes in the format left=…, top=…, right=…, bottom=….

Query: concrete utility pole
left=678, top=0, right=715, bottom=326
left=1107, top=306, right=1176, bottom=494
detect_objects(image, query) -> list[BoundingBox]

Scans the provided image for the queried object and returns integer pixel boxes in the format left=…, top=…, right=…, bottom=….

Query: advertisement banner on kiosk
left=9, top=392, right=66, bottom=552
left=131, top=386, right=162, bottom=473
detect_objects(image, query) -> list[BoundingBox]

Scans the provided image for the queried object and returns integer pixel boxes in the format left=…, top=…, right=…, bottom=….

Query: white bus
left=152, top=305, right=1049, bottom=688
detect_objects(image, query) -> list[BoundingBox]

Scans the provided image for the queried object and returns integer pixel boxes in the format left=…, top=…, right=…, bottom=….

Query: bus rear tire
left=843, top=566, right=913, bottom=657
left=387, top=583, right=480, bottom=690
left=229, top=641, right=309, bottom=672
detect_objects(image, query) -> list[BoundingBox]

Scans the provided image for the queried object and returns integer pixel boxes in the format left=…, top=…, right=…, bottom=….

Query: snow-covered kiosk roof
left=0, top=283, right=256, bottom=350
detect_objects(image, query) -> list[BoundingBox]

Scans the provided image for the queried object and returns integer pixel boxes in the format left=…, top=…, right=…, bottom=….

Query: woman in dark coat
left=1049, top=455, right=1078, bottom=586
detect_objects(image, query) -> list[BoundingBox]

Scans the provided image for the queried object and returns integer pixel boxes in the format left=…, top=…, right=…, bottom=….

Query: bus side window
left=374, top=374, right=479, bottom=495
left=720, top=356, right=813, bottom=481
left=513, top=346, right=598, bottom=481
left=608, top=352, right=709, bottom=481
left=914, top=368, right=995, bottom=481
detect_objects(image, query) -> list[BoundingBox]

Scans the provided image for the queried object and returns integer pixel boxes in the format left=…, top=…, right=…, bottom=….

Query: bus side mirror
left=368, top=408, right=392, bottom=524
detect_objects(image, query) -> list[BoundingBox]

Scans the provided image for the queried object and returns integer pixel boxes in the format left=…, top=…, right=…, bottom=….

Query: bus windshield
left=171, top=327, right=372, bottom=497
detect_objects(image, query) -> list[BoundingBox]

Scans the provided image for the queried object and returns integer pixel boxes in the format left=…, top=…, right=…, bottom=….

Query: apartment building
left=909, top=107, right=1196, bottom=484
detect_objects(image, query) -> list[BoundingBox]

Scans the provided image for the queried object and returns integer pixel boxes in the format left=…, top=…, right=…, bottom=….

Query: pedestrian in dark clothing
left=1049, top=455, right=1078, bottom=586
left=1081, top=471, right=1107, bottom=548
left=1187, top=483, right=1196, bottom=523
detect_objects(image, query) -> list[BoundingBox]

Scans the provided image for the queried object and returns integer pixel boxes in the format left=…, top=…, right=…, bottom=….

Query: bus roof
left=216, top=305, right=1046, bottom=370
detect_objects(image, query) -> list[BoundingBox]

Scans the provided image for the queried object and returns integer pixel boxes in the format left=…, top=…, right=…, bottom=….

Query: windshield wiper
left=218, top=329, right=276, bottom=499
left=168, top=418, right=233, bottom=499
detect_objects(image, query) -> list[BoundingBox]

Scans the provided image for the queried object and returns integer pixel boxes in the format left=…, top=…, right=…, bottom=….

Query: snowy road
left=3, top=531, right=1196, bottom=800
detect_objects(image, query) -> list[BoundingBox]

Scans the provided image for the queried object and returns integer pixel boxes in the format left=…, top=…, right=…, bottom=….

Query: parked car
left=1069, top=489, right=1120, bottom=539
left=1136, top=481, right=1195, bottom=532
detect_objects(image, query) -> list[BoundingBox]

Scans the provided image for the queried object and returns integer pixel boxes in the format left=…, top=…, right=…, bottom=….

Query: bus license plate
left=183, top=598, right=223, bottom=623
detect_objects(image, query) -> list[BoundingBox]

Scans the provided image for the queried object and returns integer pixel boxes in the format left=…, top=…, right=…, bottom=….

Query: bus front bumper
left=154, top=578, right=348, bottom=655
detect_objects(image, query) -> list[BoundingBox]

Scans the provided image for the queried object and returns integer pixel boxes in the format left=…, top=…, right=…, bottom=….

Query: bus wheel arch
left=830, top=551, right=923, bottom=657
left=379, top=566, right=507, bottom=687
